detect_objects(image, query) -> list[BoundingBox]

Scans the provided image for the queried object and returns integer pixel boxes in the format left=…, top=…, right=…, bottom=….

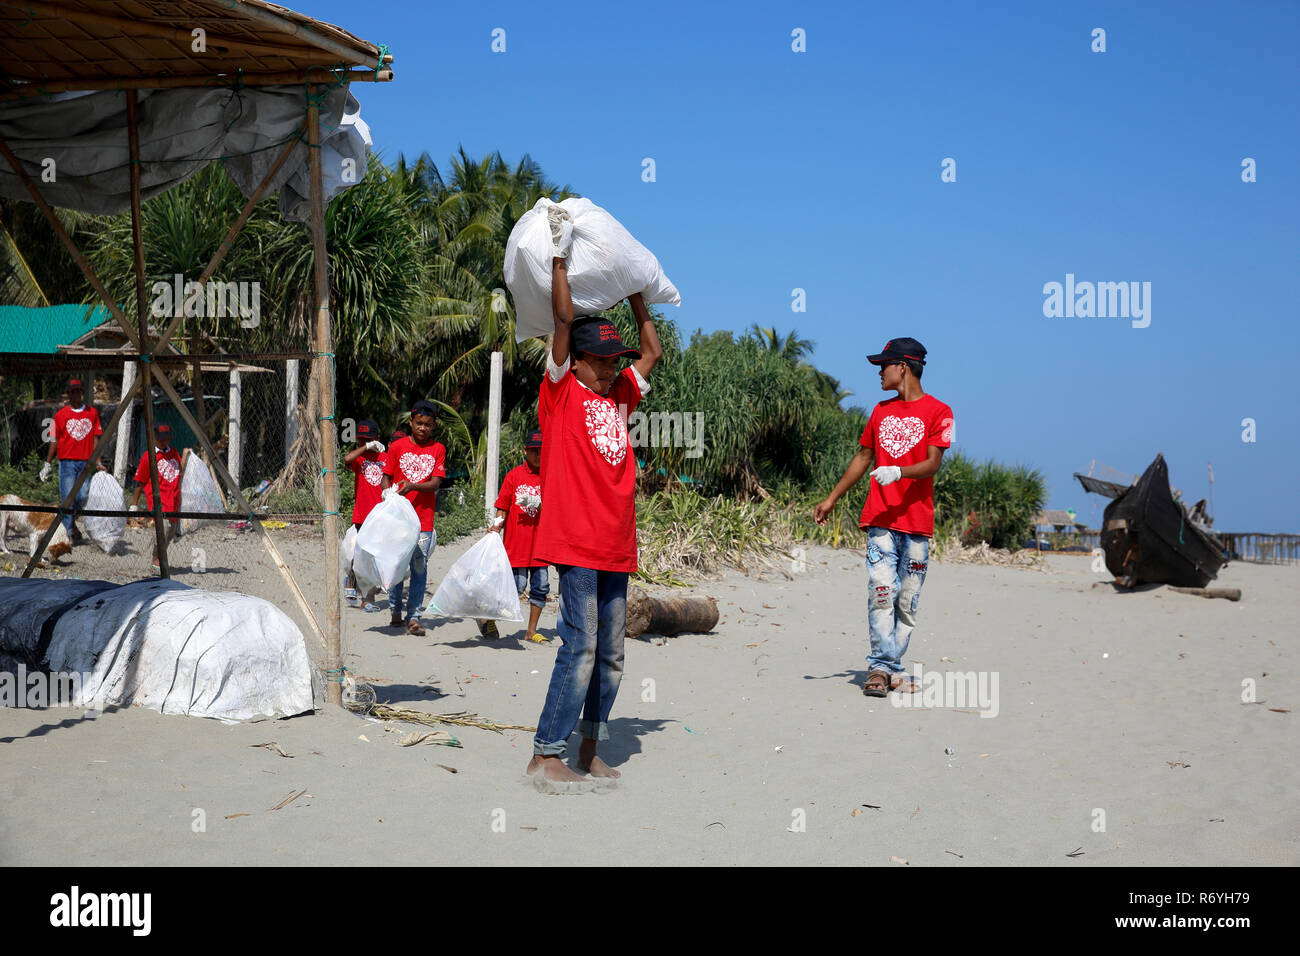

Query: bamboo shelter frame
left=0, top=0, right=395, bottom=706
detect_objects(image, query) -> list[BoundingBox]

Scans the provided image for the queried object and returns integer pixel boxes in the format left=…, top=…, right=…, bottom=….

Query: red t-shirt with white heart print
left=133, top=447, right=183, bottom=513
left=494, top=462, right=543, bottom=569
left=533, top=361, right=645, bottom=573
left=859, top=393, right=954, bottom=537
left=382, top=437, right=445, bottom=531
left=348, top=450, right=388, bottom=527
left=54, top=405, right=102, bottom=461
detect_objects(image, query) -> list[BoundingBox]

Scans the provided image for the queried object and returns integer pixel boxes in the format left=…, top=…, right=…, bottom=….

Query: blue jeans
left=390, top=530, right=435, bottom=621
left=513, top=566, right=550, bottom=608
left=865, top=526, right=930, bottom=675
left=57, top=460, right=89, bottom=533
left=533, top=565, right=628, bottom=756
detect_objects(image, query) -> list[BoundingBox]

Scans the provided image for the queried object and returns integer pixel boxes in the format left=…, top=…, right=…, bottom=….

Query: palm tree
left=746, top=324, right=813, bottom=362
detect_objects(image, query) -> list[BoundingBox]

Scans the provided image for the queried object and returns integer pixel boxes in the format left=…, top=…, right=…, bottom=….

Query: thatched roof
left=0, top=0, right=393, bottom=99
left=1034, top=509, right=1080, bottom=528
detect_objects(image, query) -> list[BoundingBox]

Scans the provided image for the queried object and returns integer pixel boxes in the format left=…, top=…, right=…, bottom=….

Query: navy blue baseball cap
left=571, top=317, right=640, bottom=359
left=524, top=429, right=543, bottom=448
left=410, top=399, right=439, bottom=419
left=357, top=419, right=379, bottom=440
left=867, top=337, right=927, bottom=366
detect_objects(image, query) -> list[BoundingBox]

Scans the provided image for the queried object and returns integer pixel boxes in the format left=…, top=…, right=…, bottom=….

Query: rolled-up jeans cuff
left=577, top=719, right=608, bottom=741
left=532, top=738, right=568, bottom=757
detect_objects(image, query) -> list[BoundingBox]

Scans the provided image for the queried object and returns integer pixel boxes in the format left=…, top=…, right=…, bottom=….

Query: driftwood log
left=1168, top=586, right=1242, bottom=602
left=626, top=586, right=720, bottom=638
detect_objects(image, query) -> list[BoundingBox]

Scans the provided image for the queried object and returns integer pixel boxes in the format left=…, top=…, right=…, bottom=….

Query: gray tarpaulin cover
left=0, top=83, right=371, bottom=221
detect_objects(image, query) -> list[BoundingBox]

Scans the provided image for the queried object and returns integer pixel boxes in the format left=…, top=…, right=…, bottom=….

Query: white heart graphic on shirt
left=157, top=457, right=180, bottom=483
left=399, top=452, right=436, bottom=482
left=361, top=460, right=384, bottom=487
left=584, top=399, right=627, bottom=466
left=514, top=483, right=541, bottom=517
left=65, top=417, right=93, bottom=441
left=878, top=416, right=925, bottom=458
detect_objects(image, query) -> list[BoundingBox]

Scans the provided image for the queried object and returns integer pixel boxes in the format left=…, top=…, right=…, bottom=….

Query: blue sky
left=317, top=0, right=1297, bottom=531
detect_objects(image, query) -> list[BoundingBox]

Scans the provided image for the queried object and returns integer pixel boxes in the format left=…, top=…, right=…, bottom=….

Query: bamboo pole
left=308, top=98, right=343, bottom=704
left=148, top=366, right=327, bottom=650
left=127, top=90, right=172, bottom=577
left=150, top=123, right=306, bottom=357
left=0, top=134, right=141, bottom=352
left=485, top=351, right=502, bottom=523
left=21, top=376, right=145, bottom=576
left=0, top=70, right=393, bottom=102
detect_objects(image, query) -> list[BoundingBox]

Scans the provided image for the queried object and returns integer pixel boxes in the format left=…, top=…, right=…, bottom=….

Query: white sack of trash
left=41, top=579, right=314, bottom=722
left=505, top=196, right=680, bottom=341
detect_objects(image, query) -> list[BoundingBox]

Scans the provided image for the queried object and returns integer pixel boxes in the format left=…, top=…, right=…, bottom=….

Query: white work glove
left=870, top=465, right=902, bottom=486
left=39, top=461, right=52, bottom=482
left=129, top=505, right=139, bottom=512
left=365, top=440, right=386, bottom=453
left=547, top=205, right=573, bottom=259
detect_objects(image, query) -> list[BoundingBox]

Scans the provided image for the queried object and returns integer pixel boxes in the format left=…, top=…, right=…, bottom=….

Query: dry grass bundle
left=344, top=677, right=536, bottom=733
left=935, top=534, right=1047, bottom=570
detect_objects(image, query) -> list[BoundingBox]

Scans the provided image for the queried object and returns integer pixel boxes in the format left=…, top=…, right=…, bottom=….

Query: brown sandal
left=863, top=671, right=890, bottom=697
left=406, top=619, right=426, bottom=636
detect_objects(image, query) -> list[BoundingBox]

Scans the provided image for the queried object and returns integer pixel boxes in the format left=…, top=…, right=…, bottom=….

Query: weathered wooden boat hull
left=1098, top=455, right=1227, bottom=588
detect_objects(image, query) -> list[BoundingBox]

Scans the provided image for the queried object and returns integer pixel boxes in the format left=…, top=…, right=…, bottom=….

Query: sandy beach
left=1, top=531, right=1296, bottom=866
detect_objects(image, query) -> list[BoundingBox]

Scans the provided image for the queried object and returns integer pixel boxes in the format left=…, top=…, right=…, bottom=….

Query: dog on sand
left=0, top=495, right=74, bottom=561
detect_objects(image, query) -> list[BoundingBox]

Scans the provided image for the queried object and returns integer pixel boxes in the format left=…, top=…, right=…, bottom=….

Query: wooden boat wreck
left=1074, top=454, right=1228, bottom=588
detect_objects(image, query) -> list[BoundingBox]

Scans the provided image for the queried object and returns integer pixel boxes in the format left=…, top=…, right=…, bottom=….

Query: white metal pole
left=284, top=358, right=299, bottom=461
left=114, top=359, right=136, bottom=483
left=228, top=369, right=242, bottom=486
left=485, top=351, right=503, bottom=522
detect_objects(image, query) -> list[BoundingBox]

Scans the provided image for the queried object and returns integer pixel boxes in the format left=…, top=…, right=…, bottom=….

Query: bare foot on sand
left=578, top=740, right=621, bottom=778
left=526, top=754, right=586, bottom=783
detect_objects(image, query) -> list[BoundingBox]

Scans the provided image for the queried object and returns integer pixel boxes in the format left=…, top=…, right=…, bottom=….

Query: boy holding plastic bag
left=527, top=220, right=663, bottom=786
left=480, top=428, right=548, bottom=643
left=343, top=419, right=387, bottom=609
left=381, top=399, right=446, bottom=636
left=129, top=423, right=189, bottom=569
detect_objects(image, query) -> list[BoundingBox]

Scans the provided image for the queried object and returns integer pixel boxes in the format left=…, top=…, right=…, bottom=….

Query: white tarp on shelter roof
left=0, top=84, right=371, bottom=222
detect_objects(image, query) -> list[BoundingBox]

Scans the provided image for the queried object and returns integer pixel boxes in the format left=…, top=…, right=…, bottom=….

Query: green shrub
left=933, top=450, right=1045, bottom=549
left=0, top=451, right=59, bottom=504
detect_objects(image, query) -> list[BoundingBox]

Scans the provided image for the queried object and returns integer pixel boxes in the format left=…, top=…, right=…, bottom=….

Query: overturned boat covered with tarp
left=1075, top=454, right=1228, bottom=588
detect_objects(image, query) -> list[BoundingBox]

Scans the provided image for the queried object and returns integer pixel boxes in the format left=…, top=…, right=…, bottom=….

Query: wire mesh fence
left=0, top=328, right=345, bottom=642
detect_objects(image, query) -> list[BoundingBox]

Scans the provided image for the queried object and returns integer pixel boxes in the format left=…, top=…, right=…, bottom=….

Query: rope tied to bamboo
left=373, top=44, right=390, bottom=80
left=324, top=666, right=346, bottom=683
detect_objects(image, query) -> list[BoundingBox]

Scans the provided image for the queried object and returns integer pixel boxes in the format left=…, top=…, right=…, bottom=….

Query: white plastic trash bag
left=178, top=457, right=225, bottom=534
left=431, top=532, right=523, bottom=621
left=353, top=491, right=420, bottom=591
left=84, top=471, right=126, bottom=553
left=505, top=197, right=680, bottom=341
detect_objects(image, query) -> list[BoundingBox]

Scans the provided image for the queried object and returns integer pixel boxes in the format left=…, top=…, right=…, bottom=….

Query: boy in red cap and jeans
left=526, top=226, right=663, bottom=786
left=815, top=337, right=954, bottom=698
left=41, top=378, right=103, bottom=542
